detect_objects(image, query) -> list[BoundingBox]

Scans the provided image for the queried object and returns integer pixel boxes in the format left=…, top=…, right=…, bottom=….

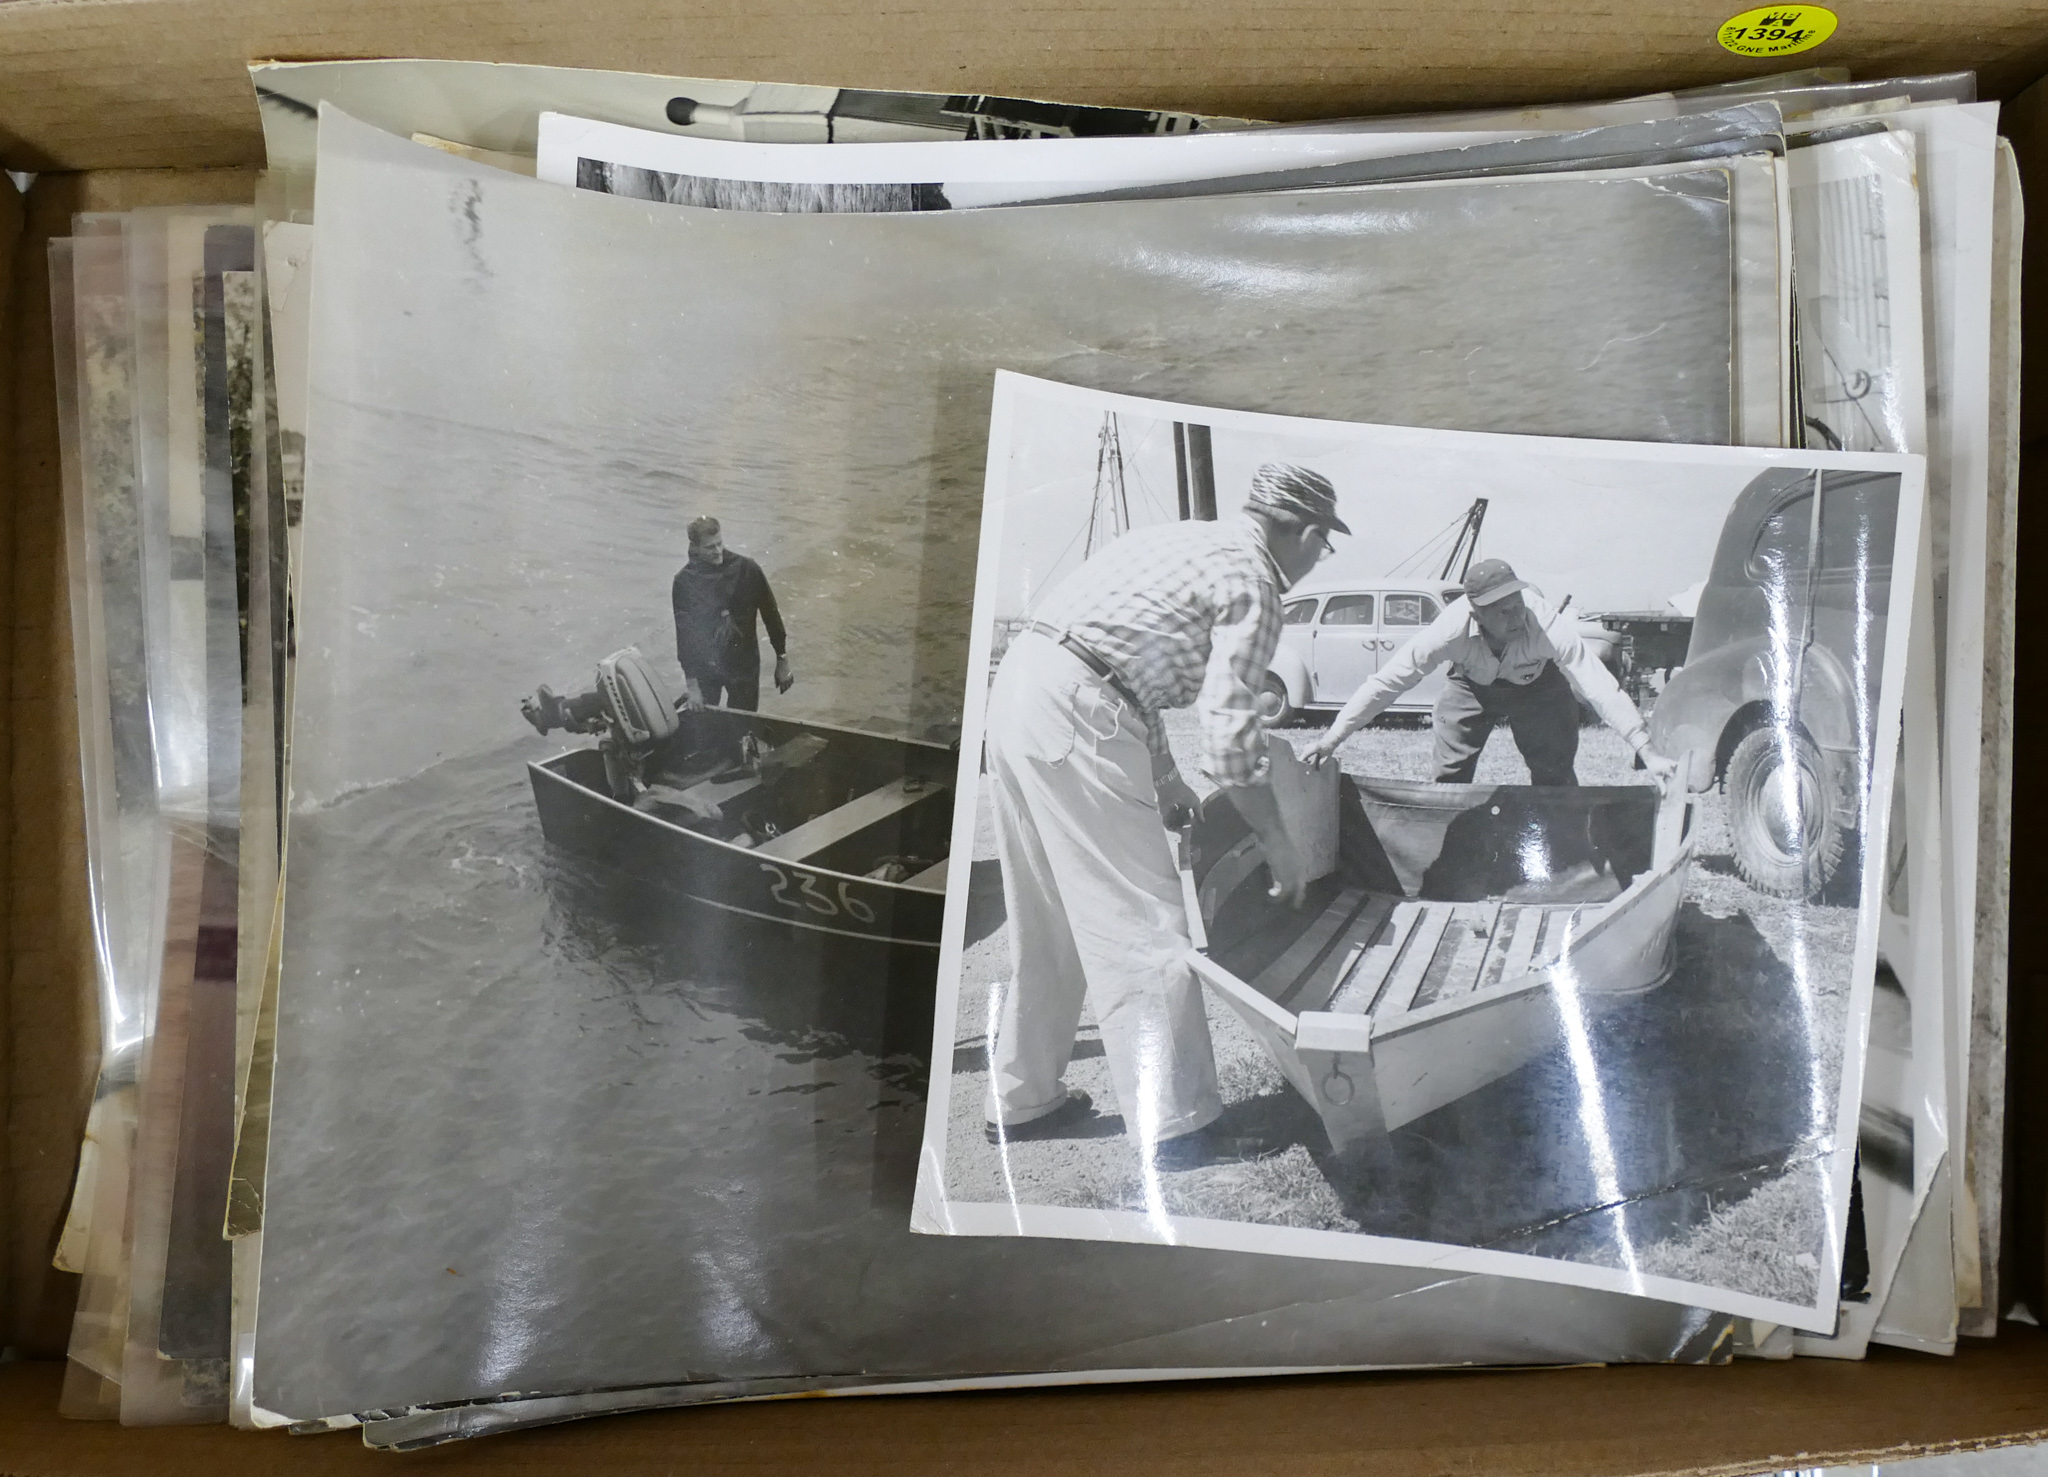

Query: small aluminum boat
left=529, top=708, right=955, bottom=949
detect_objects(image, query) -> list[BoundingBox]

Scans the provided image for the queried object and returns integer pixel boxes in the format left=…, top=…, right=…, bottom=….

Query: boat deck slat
left=1326, top=900, right=1419, bottom=1016
left=1498, top=906, right=1546, bottom=983
left=753, top=777, right=945, bottom=863
left=1537, top=906, right=1587, bottom=967
left=1378, top=904, right=1455, bottom=1018
left=1295, top=894, right=1398, bottom=1013
left=1253, top=887, right=1372, bottom=1008
left=903, top=858, right=951, bottom=893
left=1415, top=899, right=1503, bottom=1009
left=1468, top=899, right=1510, bottom=994
left=640, top=773, right=763, bottom=820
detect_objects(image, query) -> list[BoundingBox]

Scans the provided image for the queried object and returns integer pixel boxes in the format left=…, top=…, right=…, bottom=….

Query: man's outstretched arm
left=755, top=563, right=793, bottom=693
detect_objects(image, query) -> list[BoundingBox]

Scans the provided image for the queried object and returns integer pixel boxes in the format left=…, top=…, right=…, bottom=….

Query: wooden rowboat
left=1185, top=752, right=1693, bottom=1152
left=528, top=708, right=955, bottom=949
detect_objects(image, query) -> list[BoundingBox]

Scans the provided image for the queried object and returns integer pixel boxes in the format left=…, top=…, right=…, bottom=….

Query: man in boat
left=1304, top=558, right=1680, bottom=789
left=984, top=463, right=1343, bottom=1170
left=672, top=516, right=793, bottom=712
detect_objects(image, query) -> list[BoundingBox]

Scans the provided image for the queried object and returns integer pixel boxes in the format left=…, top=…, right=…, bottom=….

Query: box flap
left=6, top=0, right=2048, bottom=171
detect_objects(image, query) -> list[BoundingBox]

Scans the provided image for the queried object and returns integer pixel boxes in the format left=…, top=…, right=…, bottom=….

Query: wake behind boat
left=522, top=649, right=954, bottom=948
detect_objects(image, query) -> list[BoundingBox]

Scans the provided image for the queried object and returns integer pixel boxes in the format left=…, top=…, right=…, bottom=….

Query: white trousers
left=983, top=633, right=1222, bottom=1142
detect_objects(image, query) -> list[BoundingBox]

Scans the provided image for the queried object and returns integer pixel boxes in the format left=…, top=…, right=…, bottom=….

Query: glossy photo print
left=914, top=372, right=1927, bottom=1333
left=248, top=110, right=1764, bottom=1426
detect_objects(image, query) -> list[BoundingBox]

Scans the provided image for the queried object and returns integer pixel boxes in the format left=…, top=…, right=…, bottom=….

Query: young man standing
left=671, top=516, right=793, bottom=711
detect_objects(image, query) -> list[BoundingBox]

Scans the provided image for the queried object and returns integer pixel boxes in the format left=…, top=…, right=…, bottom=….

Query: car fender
left=1649, top=639, right=1862, bottom=782
left=1268, top=644, right=1314, bottom=708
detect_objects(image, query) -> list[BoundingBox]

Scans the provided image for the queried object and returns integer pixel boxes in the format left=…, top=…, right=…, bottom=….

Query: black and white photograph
left=535, top=109, right=1506, bottom=211
left=253, top=57, right=1243, bottom=179
left=247, top=111, right=1778, bottom=1423
left=19, top=31, right=2040, bottom=1462
left=914, top=373, right=1926, bottom=1331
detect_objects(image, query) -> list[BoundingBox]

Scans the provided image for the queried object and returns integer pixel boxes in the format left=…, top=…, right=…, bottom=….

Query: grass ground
left=942, top=708, right=1853, bottom=1309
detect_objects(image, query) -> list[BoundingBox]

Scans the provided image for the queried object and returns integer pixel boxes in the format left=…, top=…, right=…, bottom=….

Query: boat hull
left=1189, top=774, right=1692, bottom=1150
left=527, top=710, right=952, bottom=950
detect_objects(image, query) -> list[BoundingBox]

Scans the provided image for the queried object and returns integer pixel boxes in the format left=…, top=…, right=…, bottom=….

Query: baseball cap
left=1460, top=558, right=1531, bottom=606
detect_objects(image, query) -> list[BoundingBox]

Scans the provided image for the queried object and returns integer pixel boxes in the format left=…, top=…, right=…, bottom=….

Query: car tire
left=1256, top=673, right=1299, bottom=727
left=1724, top=726, right=1848, bottom=900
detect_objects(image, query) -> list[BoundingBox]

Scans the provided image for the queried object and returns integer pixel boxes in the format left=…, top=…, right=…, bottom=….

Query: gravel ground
left=942, top=708, right=1854, bottom=1308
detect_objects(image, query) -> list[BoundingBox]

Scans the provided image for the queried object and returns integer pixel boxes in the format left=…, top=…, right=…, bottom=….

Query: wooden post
left=1186, top=422, right=1217, bottom=519
left=1172, top=422, right=1192, bottom=519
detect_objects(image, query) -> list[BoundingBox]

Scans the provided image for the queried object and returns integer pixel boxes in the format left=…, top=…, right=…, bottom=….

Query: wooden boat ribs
left=1187, top=768, right=1694, bottom=1151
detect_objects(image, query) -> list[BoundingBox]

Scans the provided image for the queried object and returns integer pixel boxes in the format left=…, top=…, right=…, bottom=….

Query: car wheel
left=1724, top=726, right=1847, bottom=899
left=1256, top=674, right=1299, bottom=727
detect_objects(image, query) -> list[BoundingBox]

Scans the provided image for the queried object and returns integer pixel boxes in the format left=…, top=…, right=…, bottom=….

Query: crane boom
left=1440, top=497, right=1489, bottom=582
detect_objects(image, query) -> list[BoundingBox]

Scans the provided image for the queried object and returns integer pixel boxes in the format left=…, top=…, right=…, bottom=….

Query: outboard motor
left=594, top=649, right=682, bottom=745
left=521, top=648, right=683, bottom=800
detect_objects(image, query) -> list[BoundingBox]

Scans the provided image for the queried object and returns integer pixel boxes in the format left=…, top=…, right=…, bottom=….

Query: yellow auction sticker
left=1717, top=3, right=1837, bottom=56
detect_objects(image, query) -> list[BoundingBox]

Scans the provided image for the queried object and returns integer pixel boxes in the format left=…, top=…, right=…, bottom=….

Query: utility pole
left=1173, top=424, right=1192, bottom=519
left=1184, top=422, right=1216, bottom=520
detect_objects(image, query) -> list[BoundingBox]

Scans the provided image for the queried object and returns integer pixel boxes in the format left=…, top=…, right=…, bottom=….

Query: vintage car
left=1259, top=579, right=1621, bottom=726
left=1647, top=466, right=1899, bottom=900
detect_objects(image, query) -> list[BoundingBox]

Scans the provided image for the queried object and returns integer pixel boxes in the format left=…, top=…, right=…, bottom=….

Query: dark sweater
left=672, top=552, right=787, bottom=682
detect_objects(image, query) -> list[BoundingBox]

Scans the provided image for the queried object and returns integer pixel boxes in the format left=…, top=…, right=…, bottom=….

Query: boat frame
left=1185, top=771, right=1694, bottom=1152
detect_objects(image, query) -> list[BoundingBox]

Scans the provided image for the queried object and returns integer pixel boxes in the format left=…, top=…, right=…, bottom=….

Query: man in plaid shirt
left=983, top=463, right=1347, bottom=1169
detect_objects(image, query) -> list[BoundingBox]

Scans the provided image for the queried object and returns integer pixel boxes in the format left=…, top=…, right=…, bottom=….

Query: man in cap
left=672, top=516, right=793, bottom=712
left=983, top=462, right=1344, bottom=1170
left=1305, top=558, right=1679, bottom=788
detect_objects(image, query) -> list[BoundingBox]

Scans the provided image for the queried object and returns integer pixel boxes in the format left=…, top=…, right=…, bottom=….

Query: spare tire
left=1724, top=726, right=1847, bottom=899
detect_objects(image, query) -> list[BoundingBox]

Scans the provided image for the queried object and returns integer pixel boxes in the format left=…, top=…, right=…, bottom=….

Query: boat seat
left=902, top=858, right=952, bottom=893
left=639, top=773, right=762, bottom=820
left=753, top=777, right=947, bottom=863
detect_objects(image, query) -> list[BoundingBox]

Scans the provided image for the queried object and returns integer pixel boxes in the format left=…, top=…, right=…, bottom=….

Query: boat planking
left=528, top=708, right=955, bottom=949
left=1186, top=751, right=1694, bottom=1152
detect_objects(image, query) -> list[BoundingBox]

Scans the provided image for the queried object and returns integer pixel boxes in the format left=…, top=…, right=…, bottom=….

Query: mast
left=1085, top=413, right=1135, bottom=557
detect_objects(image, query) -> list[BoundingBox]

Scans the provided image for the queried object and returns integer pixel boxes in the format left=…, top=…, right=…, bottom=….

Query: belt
left=1025, top=621, right=1145, bottom=711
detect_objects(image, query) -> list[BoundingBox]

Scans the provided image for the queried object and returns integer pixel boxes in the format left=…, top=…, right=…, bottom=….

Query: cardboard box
left=0, top=3, right=2043, bottom=1469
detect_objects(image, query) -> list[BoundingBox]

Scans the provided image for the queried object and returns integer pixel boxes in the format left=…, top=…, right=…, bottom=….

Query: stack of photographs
left=39, top=55, right=2020, bottom=1445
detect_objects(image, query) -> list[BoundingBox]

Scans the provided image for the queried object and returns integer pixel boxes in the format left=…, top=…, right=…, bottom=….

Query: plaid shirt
left=1032, top=516, right=1285, bottom=788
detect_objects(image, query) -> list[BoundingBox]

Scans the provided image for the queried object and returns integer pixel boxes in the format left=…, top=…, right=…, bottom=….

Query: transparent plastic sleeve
left=106, top=206, right=254, bottom=1426
left=49, top=225, right=172, bottom=1418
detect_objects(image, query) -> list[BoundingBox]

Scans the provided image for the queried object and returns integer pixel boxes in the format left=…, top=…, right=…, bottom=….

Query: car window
left=1282, top=599, right=1319, bottom=626
left=1381, top=593, right=1437, bottom=627
left=1747, top=478, right=1897, bottom=582
left=1748, top=490, right=1813, bottom=582
left=1319, top=594, right=1374, bottom=625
